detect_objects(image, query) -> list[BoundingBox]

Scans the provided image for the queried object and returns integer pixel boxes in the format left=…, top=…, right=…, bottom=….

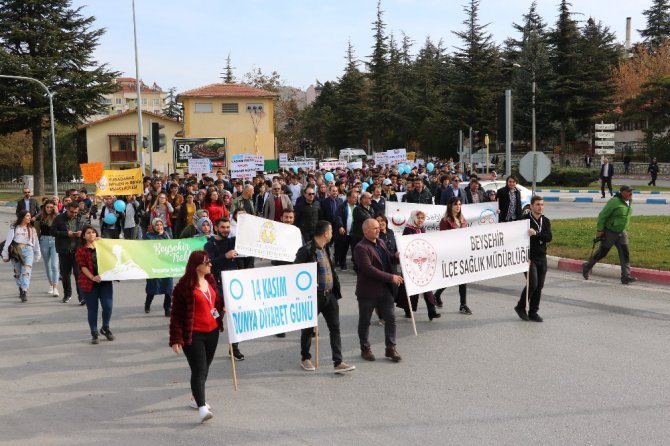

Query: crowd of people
left=7, top=157, right=648, bottom=423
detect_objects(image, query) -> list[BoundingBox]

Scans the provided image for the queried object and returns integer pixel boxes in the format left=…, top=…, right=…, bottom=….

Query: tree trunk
left=32, top=125, right=45, bottom=196
left=559, top=122, right=566, bottom=167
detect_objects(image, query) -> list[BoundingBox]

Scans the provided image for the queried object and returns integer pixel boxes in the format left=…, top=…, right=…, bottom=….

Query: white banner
left=397, top=220, right=530, bottom=295
left=347, top=160, right=363, bottom=170
left=234, top=213, right=303, bottom=262
left=187, top=158, right=212, bottom=175
left=279, top=153, right=288, bottom=163
left=280, top=160, right=317, bottom=171
left=230, top=161, right=257, bottom=179
left=320, top=160, right=347, bottom=170
left=232, top=153, right=264, bottom=170
left=222, top=263, right=318, bottom=343
left=374, top=152, right=389, bottom=165
left=386, top=148, right=407, bottom=164
left=386, top=201, right=499, bottom=235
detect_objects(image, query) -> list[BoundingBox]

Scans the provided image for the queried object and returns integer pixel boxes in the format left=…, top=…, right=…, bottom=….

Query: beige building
left=87, top=77, right=168, bottom=122
left=177, top=83, right=278, bottom=167
left=78, top=110, right=181, bottom=174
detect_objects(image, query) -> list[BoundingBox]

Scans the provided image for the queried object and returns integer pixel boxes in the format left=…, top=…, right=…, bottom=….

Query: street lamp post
left=512, top=63, right=538, bottom=193
left=132, top=0, right=145, bottom=171
left=0, top=74, right=58, bottom=195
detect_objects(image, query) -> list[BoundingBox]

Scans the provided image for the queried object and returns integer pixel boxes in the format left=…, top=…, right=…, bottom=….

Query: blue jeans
left=12, top=245, right=34, bottom=290
left=39, top=236, right=59, bottom=284
left=82, top=281, right=114, bottom=333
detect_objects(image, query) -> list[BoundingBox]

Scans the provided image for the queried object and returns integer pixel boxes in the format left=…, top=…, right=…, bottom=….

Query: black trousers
left=59, top=251, right=80, bottom=299
left=334, top=234, right=351, bottom=268
left=182, top=329, right=219, bottom=408
left=601, top=177, right=612, bottom=197
left=358, top=291, right=396, bottom=350
left=235, top=257, right=255, bottom=269
left=349, top=235, right=362, bottom=269
left=518, top=258, right=547, bottom=315
left=146, top=293, right=172, bottom=313
left=301, top=292, right=343, bottom=366
left=434, top=285, right=467, bottom=305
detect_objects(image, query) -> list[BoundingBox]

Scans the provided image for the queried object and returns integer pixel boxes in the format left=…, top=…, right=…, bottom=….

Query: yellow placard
left=95, top=168, right=143, bottom=196
left=80, top=162, right=104, bottom=183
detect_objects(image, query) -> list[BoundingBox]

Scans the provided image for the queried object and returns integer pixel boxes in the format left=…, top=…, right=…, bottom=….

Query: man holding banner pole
left=515, top=196, right=552, bottom=322
left=295, top=221, right=355, bottom=374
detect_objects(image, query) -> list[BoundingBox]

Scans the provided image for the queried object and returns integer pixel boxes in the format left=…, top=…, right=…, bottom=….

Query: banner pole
left=525, top=267, right=530, bottom=311
left=314, top=325, right=319, bottom=369
left=228, top=343, right=238, bottom=391
left=407, top=292, right=418, bottom=336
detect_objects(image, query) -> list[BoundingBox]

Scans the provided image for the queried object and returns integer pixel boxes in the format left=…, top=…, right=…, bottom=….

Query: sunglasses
left=306, top=193, right=315, bottom=196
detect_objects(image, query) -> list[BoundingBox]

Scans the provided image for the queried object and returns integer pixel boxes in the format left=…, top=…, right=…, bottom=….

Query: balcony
left=108, top=133, right=137, bottom=163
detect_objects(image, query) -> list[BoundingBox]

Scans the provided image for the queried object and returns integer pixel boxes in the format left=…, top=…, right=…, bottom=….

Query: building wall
left=84, top=112, right=181, bottom=175
left=180, top=97, right=276, bottom=165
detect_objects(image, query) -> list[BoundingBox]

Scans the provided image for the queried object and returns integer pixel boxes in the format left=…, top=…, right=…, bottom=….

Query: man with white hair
left=231, top=184, right=256, bottom=216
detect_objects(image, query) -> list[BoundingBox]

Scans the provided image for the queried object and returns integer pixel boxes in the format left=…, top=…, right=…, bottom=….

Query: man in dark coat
left=295, top=220, right=355, bottom=374
left=294, top=185, right=323, bottom=242
left=16, top=187, right=39, bottom=218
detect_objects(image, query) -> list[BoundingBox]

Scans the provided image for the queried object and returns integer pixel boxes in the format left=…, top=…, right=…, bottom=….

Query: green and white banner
left=97, top=237, right=207, bottom=280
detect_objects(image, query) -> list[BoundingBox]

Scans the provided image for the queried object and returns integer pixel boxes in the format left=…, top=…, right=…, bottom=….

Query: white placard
left=187, top=158, right=212, bottom=175
left=595, top=123, right=616, bottom=130
left=595, top=132, right=614, bottom=139
left=279, top=153, right=288, bottom=162
left=234, top=213, right=303, bottom=262
left=222, top=263, right=318, bottom=343
left=230, top=161, right=257, bottom=179
left=595, top=140, right=615, bottom=147
left=374, top=152, right=389, bottom=165
left=280, top=160, right=317, bottom=171
left=396, top=220, right=530, bottom=296
left=347, top=160, right=363, bottom=170
left=320, top=160, right=347, bottom=170
left=232, top=153, right=264, bottom=170
left=386, top=148, right=407, bottom=164
left=386, top=201, right=499, bottom=235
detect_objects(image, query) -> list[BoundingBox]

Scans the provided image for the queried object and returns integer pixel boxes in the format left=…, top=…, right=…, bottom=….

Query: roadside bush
left=512, top=167, right=599, bottom=187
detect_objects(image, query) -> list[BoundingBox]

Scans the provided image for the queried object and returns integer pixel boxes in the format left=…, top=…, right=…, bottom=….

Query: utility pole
left=132, top=0, right=144, bottom=172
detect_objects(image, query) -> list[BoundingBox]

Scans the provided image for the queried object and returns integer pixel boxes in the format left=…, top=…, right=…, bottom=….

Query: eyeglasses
left=306, top=193, right=315, bottom=196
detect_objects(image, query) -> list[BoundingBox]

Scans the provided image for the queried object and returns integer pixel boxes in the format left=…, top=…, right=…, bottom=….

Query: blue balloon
left=397, top=163, right=405, bottom=173
left=324, top=172, right=334, bottom=182
left=369, top=178, right=373, bottom=184
left=427, top=162, right=435, bottom=172
left=113, top=199, right=126, bottom=213
left=361, top=182, right=369, bottom=192
left=403, top=165, right=411, bottom=174
left=103, top=212, right=117, bottom=225
left=292, top=166, right=299, bottom=173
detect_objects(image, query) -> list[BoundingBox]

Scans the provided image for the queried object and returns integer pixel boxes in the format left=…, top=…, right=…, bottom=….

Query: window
left=195, top=103, right=213, bottom=113
left=222, top=103, right=239, bottom=113
left=141, top=98, right=147, bottom=105
left=118, top=137, right=134, bottom=151
left=101, top=98, right=112, bottom=105
left=153, top=99, right=160, bottom=106
left=115, top=98, right=122, bottom=105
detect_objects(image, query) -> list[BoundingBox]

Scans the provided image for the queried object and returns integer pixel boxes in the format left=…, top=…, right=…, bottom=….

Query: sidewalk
left=547, top=255, right=670, bottom=285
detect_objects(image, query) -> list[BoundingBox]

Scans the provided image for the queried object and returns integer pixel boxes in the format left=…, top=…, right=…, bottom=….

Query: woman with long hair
left=2, top=210, right=41, bottom=302
left=201, top=189, right=229, bottom=223
left=399, top=210, right=441, bottom=320
left=149, top=192, right=174, bottom=237
left=437, top=197, right=472, bottom=315
left=174, top=193, right=199, bottom=239
left=35, top=200, right=60, bottom=296
left=169, top=250, right=223, bottom=423
left=143, top=219, right=173, bottom=316
left=75, top=225, right=115, bottom=343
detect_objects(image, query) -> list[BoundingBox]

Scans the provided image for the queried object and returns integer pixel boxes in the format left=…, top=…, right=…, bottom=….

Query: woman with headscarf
left=437, top=197, right=472, bottom=315
left=398, top=210, right=441, bottom=321
left=143, top=219, right=174, bottom=316
left=194, top=216, right=214, bottom=240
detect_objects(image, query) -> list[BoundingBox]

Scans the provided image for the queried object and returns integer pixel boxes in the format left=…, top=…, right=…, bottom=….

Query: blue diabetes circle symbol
left=229, top=279, right=244, bottom=300
left=296, top=271, right=312, bottom=291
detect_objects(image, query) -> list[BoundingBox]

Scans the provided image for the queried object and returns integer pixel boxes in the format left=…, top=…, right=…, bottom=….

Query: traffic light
left=151, top=122, right=165, bottom=152
left=142, top=136, right=149, bottom=149
left=472, top=131, right=481, bottom=147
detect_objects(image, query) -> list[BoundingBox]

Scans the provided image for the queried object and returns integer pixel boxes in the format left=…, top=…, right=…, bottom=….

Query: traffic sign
left=595, top=132, right=614, bottom=139
left=595, top=140, right=615, bottom=147
left=595, top=123, right=615, bottom=130
left=595, top=148, right=615, bottom=155
left=519, top=151, right=551, bottom=184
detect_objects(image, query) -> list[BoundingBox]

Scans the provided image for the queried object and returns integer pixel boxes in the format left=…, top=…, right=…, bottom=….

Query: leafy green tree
left=623, top=76, right=670, bottom=161
left=0, top=0, right=119, bottom=194
left=639, top=0, right=670, bottom=50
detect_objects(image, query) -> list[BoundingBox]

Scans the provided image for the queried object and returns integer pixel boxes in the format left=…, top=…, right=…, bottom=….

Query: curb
left=536, top=188, right=665, bottom=195
left=541, top=196, right=667, bottom=204
left=547, top=255, right=670, bottom=285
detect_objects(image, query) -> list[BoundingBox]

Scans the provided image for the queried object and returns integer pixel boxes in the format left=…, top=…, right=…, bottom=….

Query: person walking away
left=353, top=218, right=404, bottom=363
left=76, top=225, right=115, bottom=344
left=647, top=157, right=659, bottom=187
left=2, top=210, right=41, bottom=302
left=123, top=195, right=141, bottom=240
left=295, top=220, right=355, bottom=374
left=515, top=196, right=552, bottom=322
left=169, top=250, right=223, bottom=423
left=144, top=219, right=174, bottom=316
left=35, top=200, right=60, bottom=296
left=582, top=185, right=636, bottom=284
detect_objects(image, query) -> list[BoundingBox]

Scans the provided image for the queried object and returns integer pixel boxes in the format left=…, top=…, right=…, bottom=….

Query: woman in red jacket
left=169, top=250, right=224, bottom=423
left=438, top=197, right=472, bottom=315
left=201, top=189, right=229, bottom=224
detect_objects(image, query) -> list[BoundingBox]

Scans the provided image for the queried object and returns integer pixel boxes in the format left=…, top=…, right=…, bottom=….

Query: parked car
left=478, top=180, right=532, bottom=214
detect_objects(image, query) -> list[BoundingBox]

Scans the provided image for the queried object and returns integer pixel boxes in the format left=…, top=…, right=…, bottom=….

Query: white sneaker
left=189, top=400, right=211, bottom=410
left=48, top=286, right=54, bottom=295
left=199, top=406, right=213, bottom=423
left=52, top=288, right=59, bottom=297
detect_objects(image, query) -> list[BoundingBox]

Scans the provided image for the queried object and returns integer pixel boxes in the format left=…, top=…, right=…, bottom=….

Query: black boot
left=144, top=295, right=153, bottom=314
left=232, top=343, right=245, bottom=361
left=428, top=305, right=441, bottom=321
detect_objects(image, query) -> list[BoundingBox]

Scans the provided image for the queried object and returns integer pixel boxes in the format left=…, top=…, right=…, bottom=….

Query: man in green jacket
left=582, top=185, right=636, bottom=284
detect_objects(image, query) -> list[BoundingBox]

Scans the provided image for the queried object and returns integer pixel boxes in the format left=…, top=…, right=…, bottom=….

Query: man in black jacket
left=16, top=187, right=39, bottom=218
left=294, top=185, right=323, bottom=243
left=515, top=196, right=552, bottom=322
left=295, top=220, right=355, bottom=374
left=53, top=201, right=87, bottom=304
left=600, top=157, right=614, bottom=198
left=497, top=175, right=523, bottom=222
left=405, top=177, right=433, bottom=204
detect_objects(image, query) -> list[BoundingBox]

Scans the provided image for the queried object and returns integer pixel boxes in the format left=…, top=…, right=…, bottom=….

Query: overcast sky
left=71, top=0, right=647, bottom=93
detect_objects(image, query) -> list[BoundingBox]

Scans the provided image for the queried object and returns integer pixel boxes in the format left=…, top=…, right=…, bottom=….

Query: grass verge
left=548, top=216, right=670, bottom=271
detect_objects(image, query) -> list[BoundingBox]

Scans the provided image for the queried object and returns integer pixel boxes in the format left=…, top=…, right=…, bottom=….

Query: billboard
left=173, top=138, right=227, bottom=168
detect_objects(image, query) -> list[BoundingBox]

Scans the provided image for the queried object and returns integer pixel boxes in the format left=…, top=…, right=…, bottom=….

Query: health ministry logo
left=259, top=221, right=276, bottom=244
left=403, top=239, right=437, bottom=287
left=478, top=208, right=497, bottom=225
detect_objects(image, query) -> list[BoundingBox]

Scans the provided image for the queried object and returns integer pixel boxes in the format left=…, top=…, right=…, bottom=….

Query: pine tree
left=162, top=87, right=182, bottom=121
left=333, top=41, right=369, bottom=149
left=368, top=0, right=391, bottom=149
left=0, top=0, right=119, bottom=194
left=221, top=53, right=235, bottom=83
left=639, top=0, right=670, bottom=49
